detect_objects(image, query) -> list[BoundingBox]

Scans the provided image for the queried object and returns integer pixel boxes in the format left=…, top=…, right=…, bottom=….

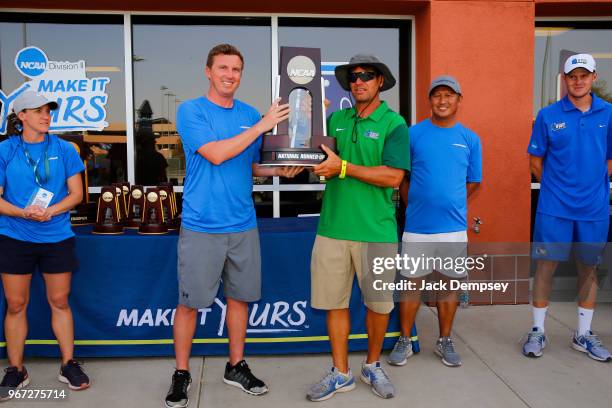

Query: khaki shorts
left=310, top=235, right=397, bottom=314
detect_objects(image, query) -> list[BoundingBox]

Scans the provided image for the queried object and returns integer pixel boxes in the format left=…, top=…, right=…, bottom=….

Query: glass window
left=535, top=21, right=612, bottom=114
left=0, top=14, right=412, bottom=219
left=278, top=18, right=410, bottom=215
left=0, top=13, right=126, bottom=188
left=131, top=16, right=271, bottom=187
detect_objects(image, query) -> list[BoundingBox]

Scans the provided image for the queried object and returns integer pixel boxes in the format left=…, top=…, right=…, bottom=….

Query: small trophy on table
left=138, top=187, right=168, bottom=235
left=158, top=183, right=180, bottom=230
left=92, top=186, right=124, bottom=234
left=125, top=185, right=145, bottom=228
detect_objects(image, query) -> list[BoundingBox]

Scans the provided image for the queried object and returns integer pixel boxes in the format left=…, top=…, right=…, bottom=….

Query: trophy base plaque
left=124, top=220, right=142, bottom=229
left=260, top=135, right=336, bottom=166
left=92, top=224, right=124, bottom=235
left=138, top=224, right=169, bottom=235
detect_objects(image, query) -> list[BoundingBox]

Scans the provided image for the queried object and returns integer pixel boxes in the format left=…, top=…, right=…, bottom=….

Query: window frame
left=532, top=17, right=612, bottom=191
left=0, top=10, right=415, bottom=217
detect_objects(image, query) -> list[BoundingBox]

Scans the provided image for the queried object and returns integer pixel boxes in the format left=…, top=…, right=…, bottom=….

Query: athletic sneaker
left=0, top=366, right=30, bottom=401
left=571, top=330, right=612, bottom=362
left=58, top=360, right=90, bottom=390
left=435, top=337, right=462, bottom=367
left=306, top=367, right=355, bottom=402
left=522, top=327, right=546, bottom=358
left=360, top=361, right=395, bottom=399
left=165, top=369, right=191, bottom=408
left=223, top=360, right=268, bottom=396
left=388, top=335, right=413, bottom=366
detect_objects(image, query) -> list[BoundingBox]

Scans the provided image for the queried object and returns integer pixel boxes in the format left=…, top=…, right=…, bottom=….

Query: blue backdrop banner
left=0, top=218, right=405, bottom=358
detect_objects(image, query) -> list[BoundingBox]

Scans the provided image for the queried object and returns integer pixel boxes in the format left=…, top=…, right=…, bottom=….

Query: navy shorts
left=532, top=213, right=608, bottom=265
left=0, top=235, right=78, bottom=275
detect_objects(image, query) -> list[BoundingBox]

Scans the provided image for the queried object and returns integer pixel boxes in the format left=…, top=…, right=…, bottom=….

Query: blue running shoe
left=572, top=330, right=612, bottom=362
left=522, top=327, right=546, bottom=358
left=306, top=367, right=355, bottom=402
left=360, top=361, right=395, bottom=399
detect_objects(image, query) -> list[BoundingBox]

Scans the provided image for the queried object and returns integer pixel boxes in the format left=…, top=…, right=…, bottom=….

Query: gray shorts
left=177, top=227, right=261, bottom=309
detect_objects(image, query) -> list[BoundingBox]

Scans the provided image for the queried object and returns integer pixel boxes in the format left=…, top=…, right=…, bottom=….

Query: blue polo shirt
left=405, top=119, right=482, bottom=234
left=176, top=96, right=262, bottom=233
left=528, top=94, right=612, bottom=221
left=0, top=134, right=85, bottom=243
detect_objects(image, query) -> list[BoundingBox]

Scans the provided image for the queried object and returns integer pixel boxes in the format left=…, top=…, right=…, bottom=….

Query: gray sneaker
left=572, top=330, right=612, bottom=362
left=434, top=337, right=462, bottom=367
left=306, top=367, right=355, bottom=402
left=388, top=336, right=413, bottom=366
left=360, top=361, right=395, bottom=399
left=522, top=327, right=546, bottom=358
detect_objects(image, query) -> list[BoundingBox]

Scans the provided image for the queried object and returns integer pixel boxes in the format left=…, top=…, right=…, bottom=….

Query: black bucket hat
left=334, top=54, right=396, bottom=92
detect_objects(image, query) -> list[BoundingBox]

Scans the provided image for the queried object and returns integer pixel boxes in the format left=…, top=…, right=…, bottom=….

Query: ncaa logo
left=287, top=55, right=316, bottom=85
left=14, top=46, right=48, bottom=78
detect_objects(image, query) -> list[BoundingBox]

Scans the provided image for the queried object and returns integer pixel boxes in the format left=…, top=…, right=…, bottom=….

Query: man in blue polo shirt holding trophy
left=523, top=53, right=612, bottom=362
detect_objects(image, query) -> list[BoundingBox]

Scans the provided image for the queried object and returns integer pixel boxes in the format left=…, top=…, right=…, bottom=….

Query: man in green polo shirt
left=306, top=54, right=410, bottom=402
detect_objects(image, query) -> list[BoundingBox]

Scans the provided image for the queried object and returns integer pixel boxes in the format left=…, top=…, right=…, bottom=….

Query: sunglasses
left=348, top=71, right=378, bottom=83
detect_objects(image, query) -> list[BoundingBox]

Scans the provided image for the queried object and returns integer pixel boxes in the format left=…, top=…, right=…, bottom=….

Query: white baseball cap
left=12, top=90, right=58, bottom=113
left=563, top=53, right=596, bottom=74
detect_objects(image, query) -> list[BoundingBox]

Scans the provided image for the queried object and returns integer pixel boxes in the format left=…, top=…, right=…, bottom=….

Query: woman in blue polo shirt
left=0, top=91, right=90, bottom=400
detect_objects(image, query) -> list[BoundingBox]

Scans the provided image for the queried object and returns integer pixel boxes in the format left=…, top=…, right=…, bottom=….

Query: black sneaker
left=223, top=360, right=268, bottom=396
left=165, top=369, right=191, bottom=408
left=58, top=359, right=90, bottom=390
left=0, top=366, right=30, bottom=401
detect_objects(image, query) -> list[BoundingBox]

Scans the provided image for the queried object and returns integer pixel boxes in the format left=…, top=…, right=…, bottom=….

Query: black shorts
left=0, top=235, right=78, bottom=275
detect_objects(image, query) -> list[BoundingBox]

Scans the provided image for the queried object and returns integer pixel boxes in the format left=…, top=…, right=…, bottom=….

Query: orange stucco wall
left=416, top=1, right=535, bottom=243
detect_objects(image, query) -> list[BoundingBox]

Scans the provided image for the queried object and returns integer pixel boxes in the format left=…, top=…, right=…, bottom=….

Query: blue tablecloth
left=1, top=218, right=401, bottom=357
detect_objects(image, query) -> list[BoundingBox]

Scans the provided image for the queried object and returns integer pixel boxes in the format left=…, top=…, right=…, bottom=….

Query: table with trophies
left=0, top=201, right=402, bottom=357
left=0, top=46, right=410, bottom=358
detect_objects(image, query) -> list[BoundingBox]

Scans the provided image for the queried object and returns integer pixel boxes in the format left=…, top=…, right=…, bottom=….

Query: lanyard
left=21, top=135, right=50, bottom=188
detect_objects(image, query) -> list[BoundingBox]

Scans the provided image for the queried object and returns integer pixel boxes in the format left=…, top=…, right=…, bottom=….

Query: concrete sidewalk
left=2, top=302, right=611, bottom=408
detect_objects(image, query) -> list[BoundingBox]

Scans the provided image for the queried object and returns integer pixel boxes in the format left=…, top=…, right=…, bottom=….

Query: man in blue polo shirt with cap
left=388, top=75, right=481, bottom=368
left=522, top=53, right=612, bottom=362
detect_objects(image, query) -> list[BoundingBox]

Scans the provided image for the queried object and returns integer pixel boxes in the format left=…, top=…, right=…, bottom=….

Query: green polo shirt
left=317, top=101, right=410, bottom=243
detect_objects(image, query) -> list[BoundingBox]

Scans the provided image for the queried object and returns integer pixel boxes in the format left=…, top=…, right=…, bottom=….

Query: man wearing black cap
left=307, top=55, right=410, bottom=401
left=388, top=75, right=481, bottom=369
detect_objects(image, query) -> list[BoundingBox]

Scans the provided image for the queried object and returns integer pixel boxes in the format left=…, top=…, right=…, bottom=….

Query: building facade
left=1, top=0, right=611, bottom=303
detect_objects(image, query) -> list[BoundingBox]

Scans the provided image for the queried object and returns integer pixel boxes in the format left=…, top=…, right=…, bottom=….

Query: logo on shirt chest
left=551, top=122, right=566, bottom=131
left=364, top=130, right=379, bottom=140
